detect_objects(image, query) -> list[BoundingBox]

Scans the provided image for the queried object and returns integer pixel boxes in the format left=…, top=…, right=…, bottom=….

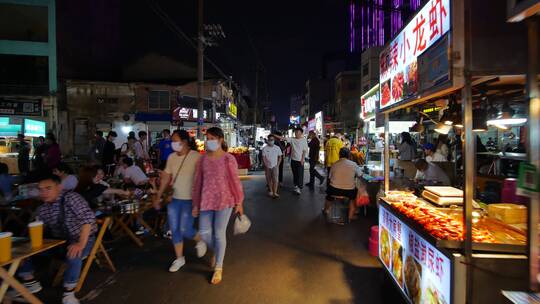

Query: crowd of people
left=2, top=127, right=244, bottom=304
left=256, top=128, right=368, bottom=222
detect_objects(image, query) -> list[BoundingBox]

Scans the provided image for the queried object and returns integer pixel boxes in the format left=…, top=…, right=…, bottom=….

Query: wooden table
left=0, top=239, right=66, bottom=304
left=108, top=201, right=155, bottom=247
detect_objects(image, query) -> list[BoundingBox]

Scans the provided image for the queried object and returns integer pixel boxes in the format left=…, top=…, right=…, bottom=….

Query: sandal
left=211, top=268, right=223, bottom=285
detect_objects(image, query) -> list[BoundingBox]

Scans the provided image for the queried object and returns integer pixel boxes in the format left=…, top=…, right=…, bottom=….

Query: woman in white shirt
left=52, top=163, right=78, bottom=191
left=153, top=130, right=206, bottom=273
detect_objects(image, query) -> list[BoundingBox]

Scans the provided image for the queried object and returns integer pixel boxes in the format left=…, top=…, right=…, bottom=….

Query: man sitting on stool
left=324, top=148, right=363, bottom=222
left=16, top=174, right=97, bottom=304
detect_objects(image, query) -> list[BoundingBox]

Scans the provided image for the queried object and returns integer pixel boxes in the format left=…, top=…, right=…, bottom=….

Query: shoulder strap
left=171, top=152, right=189, bottom=184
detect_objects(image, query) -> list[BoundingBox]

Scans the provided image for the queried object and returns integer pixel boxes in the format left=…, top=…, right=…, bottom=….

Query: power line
left=147, top=0, right=236, bottom=88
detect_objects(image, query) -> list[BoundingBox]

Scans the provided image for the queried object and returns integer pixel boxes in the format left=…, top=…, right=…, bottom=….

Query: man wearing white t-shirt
left=121, top=156, right=149, bottom=186
left=262, top=134, right=283, bottom=198
left=290, top=128, right=309, bottom=195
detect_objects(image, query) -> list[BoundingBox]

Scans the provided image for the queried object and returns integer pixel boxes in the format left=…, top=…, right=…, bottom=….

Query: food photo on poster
left=379, top=207, right=452, bottom=304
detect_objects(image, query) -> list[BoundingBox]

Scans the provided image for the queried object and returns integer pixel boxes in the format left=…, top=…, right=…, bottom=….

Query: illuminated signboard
left=360, top=84, right=379, bottom=120
left=308, top=119, right=316, bottom=131
left=379, top=0, right=450, bottom=109
left=0, top=124, right=21, bottom=137
left=379, top=206, right=451, bottom=304
left=289, top=115, right=300, bottom=125
left=0, top=117, right=9, bottom=125
left=24, top=119, right=46, bottom=137
left=172, top=107, right=208, bottom=121
left=227, top=101, right=237, bottom=119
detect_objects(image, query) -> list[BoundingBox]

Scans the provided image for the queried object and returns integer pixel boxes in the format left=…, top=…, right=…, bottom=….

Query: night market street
left=39, top=167, right=403, bottom=304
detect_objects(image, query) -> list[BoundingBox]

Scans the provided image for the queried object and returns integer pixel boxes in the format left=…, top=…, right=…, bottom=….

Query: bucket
left=370, top=225, right=379, bottom=240
left=368, top=237, right=379, bottom=257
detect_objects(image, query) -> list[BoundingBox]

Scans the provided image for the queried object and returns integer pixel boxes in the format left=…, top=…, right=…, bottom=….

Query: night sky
left=121, top=0, right=348, bottom=126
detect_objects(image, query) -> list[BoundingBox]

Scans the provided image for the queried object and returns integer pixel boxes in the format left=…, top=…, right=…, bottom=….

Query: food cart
left=376, top=0, right=534, bottom=303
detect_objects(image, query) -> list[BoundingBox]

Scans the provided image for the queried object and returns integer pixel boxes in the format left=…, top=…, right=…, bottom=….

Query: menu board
left=379, top=206, right=452, bottom=304
left=379, top=0, right=451, bottom=110
left=360, top=84, right=379, bottom=120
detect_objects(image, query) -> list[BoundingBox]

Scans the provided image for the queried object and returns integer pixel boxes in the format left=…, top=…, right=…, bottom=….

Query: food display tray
left=379, top=199, right=526, bottom=254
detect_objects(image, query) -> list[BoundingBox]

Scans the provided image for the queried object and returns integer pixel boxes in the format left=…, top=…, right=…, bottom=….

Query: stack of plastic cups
left=368, top=225, right=379, bottom=257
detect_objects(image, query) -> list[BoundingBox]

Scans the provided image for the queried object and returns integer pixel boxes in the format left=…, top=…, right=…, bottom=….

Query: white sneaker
left=62, top=292, right=80, bottom=304
left=268, top=191, right=274, bottom=197
left=195, top=241, right=207, bottom=258
left=294, top=187, right=301, bottom=195
left=7, top=279, right=42, bottom=298
left=169, top=257, right=186, bottom=272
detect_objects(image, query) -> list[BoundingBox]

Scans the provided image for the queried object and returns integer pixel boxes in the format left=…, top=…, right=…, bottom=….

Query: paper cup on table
left=0, top=232, right=13, bottom=262
left=28, top=221, right=44, bottom=248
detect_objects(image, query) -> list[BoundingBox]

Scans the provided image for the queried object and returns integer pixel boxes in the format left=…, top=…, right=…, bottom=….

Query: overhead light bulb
left=435, top=122, right=452, bottom=134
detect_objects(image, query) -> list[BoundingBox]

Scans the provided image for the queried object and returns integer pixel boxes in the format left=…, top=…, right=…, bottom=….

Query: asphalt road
left=40, top=166, right=405, bottom=304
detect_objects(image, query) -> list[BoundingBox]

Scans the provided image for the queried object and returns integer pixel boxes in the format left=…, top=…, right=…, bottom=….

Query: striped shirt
left=37, top=191, right=97, bottom=243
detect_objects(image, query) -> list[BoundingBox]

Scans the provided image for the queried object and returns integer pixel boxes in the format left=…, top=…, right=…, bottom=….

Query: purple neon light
left=350, top=3, right=354, bottom=52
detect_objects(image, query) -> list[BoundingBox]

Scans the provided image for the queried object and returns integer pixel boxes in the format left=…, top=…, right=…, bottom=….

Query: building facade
left=0, top=0, right=58, bottom=134
left=335, top=71, right=363, bottom=132
left=305, top=78, right=334, bottom=120
left=360, top=47, right=383, bottom=94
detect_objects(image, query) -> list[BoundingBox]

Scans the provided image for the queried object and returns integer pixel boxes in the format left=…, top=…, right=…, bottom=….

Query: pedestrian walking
left=325, top=133, right=343, bottom=176
left=273, top=132, right=286, bottom=184
left=262, top=134, right=282, bottom=198
left=305, top=131, right=324, bottom=188
left=88, top=131, right=105, bottom=165
left=102, top=131, right=117, bottom=175
left=16, top=134, right=30, bottom=176
left=134, top=131, right=150, bottom=169
left=153, top=130, right=207, bottom=272
left=192, top=127, right=244, bottom=285
left=120, top=136, right=136, bottom=159
left=158, top=129, right=173, bottom=170
left=290, top=127, right=309, bottom=195
left=45, top=133, right=61, bottom=171
left=32, top=136, right=47, bottom=172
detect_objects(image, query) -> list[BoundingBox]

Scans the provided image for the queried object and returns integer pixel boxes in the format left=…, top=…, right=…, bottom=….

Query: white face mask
left=172, top=141, right=183, bottom=152
left=268, top=140, right=275, bottom=145
left=206, top=140, right=220, bottom=152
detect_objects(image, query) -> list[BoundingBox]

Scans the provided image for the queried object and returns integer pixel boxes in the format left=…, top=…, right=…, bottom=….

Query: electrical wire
left=147, top=0, right=238, bottom=90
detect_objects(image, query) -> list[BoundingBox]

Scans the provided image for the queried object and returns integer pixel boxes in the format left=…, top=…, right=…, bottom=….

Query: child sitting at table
left=15, top=174, right=97, bottom=304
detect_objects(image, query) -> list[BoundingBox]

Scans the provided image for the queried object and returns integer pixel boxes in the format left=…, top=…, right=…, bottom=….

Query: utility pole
left=197, top=0, right=204, bottom=139
left=254, top=64, right=259, bottom=125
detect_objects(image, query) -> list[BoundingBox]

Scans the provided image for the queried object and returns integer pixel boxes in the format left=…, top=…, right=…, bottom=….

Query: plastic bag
left=233, top=214, right=251, bottom=235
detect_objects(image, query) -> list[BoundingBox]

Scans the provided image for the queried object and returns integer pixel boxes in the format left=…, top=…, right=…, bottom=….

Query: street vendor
left=414, top=159, right=451, bottom=186
left=15, top=174, right=97, bottom=304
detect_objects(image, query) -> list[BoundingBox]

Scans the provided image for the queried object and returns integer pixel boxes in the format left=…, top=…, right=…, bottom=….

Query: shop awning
left=135, top=112, right=171, bottom=122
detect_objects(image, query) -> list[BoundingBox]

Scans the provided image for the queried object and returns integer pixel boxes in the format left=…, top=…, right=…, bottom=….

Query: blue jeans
left=19, top=237, right=95, bottom=289
left=167, top=199, right=197, bottom=245
left=199, top=208, right=233, bottom=269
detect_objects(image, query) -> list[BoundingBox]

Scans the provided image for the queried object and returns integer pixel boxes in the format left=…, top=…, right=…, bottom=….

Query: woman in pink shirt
left=192, top=127, right=244, bottom=285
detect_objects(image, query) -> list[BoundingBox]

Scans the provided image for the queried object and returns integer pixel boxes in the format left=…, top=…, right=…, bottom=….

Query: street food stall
left=0, top=118, right=46, bottom=174
left=375, top=0, right=535, bottom=303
